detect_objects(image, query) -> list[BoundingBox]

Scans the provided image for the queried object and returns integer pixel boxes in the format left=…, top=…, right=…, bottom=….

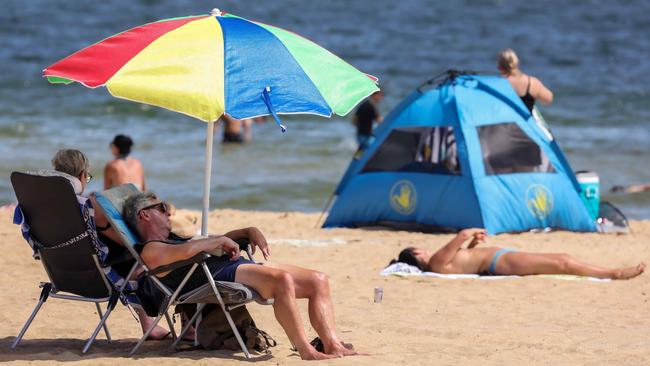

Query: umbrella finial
left=210, top=8, right=222, bottom=16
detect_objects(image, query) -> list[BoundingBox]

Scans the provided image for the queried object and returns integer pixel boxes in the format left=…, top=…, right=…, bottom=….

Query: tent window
left=478, top=122, right=555, bottom=175
left=361, top=126, right=460, bottom=175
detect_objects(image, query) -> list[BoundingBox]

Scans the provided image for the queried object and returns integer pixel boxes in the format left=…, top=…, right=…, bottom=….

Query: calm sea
left=1, top=0, right=648, bottom=218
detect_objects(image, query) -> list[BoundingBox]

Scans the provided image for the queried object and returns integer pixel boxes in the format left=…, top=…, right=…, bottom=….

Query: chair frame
left=13, top=264, right=117, bottom=353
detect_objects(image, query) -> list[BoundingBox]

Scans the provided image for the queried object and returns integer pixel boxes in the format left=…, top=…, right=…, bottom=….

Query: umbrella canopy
left=43, top=9, right=378, bottom=123
left=43, top=9, right=379, bottom=234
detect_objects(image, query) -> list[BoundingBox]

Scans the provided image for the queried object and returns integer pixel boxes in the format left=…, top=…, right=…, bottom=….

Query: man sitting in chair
left=123, top=192, right=357, bottom=360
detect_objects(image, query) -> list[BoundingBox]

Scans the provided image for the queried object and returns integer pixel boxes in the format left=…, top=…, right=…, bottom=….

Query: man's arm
left=141, top=236, right=240, bottom=270
left=428, top=228, right=486, bottom=270
left=371, top=104, right=382, bottom=124
left=223, top=227, right=270, bottom=260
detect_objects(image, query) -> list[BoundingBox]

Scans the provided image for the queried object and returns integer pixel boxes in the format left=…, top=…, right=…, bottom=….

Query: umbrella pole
left=201, top=120, right=216, bottom=236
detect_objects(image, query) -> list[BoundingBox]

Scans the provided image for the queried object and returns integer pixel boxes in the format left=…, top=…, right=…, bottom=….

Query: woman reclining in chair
left=390, top=228, right=645, bottom=280
left=47, top=149, right=171, bottom=340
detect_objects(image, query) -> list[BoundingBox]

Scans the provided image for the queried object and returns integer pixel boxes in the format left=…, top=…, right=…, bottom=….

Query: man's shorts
left=214, top=256, right=256, bottom=282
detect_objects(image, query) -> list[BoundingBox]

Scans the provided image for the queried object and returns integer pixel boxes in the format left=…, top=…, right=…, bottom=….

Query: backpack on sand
left=177, top=304, right=277, bottom=354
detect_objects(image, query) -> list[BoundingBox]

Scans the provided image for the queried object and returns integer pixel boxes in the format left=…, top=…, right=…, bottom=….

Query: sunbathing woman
left=390, top=228, right=645, bottom=280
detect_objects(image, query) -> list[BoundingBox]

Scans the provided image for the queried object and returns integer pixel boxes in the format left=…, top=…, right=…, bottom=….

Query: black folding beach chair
left=94, top=184, right=273, bottom=357
left=10, top=171, right=138, bottom=354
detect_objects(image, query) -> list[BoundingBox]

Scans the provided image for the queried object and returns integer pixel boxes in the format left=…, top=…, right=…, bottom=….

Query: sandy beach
left=0, top=207, right=648, bottom=365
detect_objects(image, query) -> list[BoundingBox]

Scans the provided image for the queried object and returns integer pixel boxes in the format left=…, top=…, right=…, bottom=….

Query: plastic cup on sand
left=374, top=287, right=383, bottom=303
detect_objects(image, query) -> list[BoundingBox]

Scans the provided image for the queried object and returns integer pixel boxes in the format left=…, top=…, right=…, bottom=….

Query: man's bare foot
left=614, top=262, right=646, bottom=279
left=326, top=343, right=362, bottom=357
left=299, top=347, right=337, bottom=360
left=146, top=325, right=171, bottom=341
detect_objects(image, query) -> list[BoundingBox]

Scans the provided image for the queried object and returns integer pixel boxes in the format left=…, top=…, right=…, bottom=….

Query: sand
left=1, top=207, right=649, bottom=365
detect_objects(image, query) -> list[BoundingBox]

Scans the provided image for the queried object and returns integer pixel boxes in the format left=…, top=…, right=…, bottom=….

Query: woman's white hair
left=51, top=149, right=89, bottom=178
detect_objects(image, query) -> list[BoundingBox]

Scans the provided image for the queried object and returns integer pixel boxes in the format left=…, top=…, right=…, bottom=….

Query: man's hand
left=221, top=238, right=241, bottom=261
left=248, top=227, right=271, bottom=260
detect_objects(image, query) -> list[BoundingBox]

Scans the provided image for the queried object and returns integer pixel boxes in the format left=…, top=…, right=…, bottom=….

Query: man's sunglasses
left=139, top=201, right=169, bottom=214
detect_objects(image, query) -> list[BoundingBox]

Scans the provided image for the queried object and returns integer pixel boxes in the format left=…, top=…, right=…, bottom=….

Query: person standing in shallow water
left=104, top=134, right=147, bottom=191
left=498, top=48, right=554, bottom=112
left=352, top=90, right=384, bottom=150
left=220, top=114, right=266, bottom=144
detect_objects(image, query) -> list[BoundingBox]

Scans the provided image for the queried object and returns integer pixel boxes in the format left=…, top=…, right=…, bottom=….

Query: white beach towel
left=381, top=262, right=610, bottom=282
left=268, top=238, right=347, bottom=247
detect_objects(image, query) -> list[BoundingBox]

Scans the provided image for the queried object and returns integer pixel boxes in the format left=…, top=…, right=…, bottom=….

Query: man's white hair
left=123, top=192, right=157, bottom=232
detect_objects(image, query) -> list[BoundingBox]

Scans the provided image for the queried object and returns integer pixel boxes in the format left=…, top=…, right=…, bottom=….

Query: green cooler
left=575, top=171, right=600, bottom=220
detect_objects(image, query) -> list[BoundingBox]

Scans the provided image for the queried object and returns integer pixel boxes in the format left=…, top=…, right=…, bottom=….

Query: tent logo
left=526, top=184, right=553, bottom=220
left=390, top=180, right=417, bottom=215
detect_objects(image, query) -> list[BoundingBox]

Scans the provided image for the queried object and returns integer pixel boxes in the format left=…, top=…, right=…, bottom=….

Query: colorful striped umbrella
left=43, top=9, right=379, bottom=234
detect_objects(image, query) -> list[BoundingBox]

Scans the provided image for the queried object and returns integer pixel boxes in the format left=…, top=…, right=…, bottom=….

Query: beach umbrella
left=43, top=9, right=379, bottom=235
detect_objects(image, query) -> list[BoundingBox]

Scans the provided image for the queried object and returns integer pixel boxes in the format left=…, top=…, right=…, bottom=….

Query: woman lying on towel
left=390, top=228, right=645, bottom=280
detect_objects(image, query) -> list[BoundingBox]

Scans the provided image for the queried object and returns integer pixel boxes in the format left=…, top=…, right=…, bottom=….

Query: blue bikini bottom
left=488, top=248, right=517, bottom=275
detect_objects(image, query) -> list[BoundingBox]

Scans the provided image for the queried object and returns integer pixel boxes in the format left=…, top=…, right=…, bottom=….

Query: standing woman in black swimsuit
left=497, top=48, right=554, bottom=112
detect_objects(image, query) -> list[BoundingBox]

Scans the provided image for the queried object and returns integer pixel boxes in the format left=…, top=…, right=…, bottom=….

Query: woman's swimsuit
left=520, top=76, right=535, bottom=112
left=487, top=248, right=518, bottom=275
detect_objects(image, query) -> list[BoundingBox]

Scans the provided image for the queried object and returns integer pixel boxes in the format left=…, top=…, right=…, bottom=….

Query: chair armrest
left=234, top=238, right=257, bottom=261
left=235, top=238, right=250, bottom=250
left=148, top=252, right=210, bottom=276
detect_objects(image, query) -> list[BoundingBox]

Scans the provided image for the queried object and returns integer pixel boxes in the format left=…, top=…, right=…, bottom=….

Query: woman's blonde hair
left=497, top=48, right=520, bottom=75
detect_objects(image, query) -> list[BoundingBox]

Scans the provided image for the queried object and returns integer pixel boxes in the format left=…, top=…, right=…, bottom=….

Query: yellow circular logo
left=525, top=184, right=553, bottom=220
left=390, top=180, right=417, bottom=215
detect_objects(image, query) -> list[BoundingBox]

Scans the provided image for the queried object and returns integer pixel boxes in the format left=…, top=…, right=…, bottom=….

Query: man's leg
left=235, top=264, right=334, bottom=360
left=265, top=263, right=356, bottom=356
left=500, top=252, right=645, bottom=279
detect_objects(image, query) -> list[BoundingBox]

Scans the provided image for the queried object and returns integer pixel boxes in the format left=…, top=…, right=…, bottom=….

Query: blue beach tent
left=324, top=71, right=597, bottom=234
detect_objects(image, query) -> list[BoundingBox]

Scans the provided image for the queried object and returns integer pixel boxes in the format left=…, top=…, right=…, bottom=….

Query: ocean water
left=0, top=0, right=648, bottom=218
